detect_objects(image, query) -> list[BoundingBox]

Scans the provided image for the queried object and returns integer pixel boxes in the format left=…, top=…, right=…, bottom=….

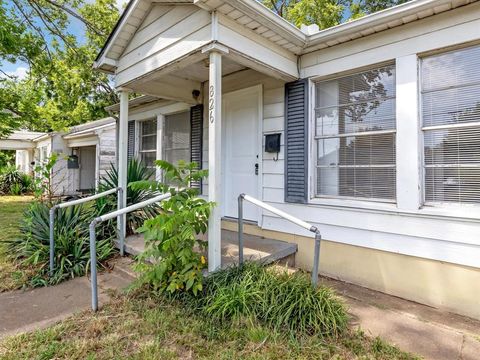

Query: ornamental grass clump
left=197, top=262, right=348, bottom=338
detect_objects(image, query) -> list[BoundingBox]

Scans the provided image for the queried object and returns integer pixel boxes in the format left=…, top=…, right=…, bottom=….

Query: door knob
left=255, top=163, right=259, bottom=175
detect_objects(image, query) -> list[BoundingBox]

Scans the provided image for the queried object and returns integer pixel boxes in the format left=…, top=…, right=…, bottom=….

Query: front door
left=223, top=86, right=261, bottom=221
left=79, top=146, right=97, bottom=191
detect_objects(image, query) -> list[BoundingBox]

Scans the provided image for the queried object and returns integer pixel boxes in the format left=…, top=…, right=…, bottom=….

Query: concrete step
left=116, top=229, right=297, bottom=268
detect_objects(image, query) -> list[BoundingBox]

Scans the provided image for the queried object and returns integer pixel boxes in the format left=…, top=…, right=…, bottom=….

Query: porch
left=118, top=221, right=298, bottom=269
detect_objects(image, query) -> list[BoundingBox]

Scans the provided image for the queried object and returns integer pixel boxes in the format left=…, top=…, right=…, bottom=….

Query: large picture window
left=139, top=119, right=157, bottom=171
left=422, top=45, right=480, bottom=205
left=314, top=65, right=397, bottom=201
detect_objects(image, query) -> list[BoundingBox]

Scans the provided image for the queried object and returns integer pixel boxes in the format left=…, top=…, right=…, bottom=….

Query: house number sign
left=209, top=85, right=215, bottom=124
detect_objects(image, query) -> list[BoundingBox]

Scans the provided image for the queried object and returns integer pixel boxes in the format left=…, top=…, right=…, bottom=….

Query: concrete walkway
left=0, top=257, right=135, bottom=339
left=321, top=276, right=480, bottom=360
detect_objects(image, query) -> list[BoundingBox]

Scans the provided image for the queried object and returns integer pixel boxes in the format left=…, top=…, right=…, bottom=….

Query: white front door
left=223, top=86, right=262, bottom=221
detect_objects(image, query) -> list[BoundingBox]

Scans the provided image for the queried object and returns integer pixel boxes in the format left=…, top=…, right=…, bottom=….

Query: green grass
left=0, top=292, right=420, bottom=360
left=0, top=195, right=35, bottom=292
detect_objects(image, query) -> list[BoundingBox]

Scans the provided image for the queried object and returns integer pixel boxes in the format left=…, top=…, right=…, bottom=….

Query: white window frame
left=419, top=44, right=480, bottom=208
left=137, top=118, right=158, bottom=172
left=310, top=63, right=398, bottom=204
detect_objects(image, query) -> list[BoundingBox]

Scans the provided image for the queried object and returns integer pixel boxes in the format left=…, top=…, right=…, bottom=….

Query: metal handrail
left=88, top=192, right=172, bottom=311
left=238, top=193, right=322, bottom=287
left=49, top=187, right=123, bottom=276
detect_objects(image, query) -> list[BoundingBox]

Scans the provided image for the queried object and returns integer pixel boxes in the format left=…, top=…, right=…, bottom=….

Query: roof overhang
left=94, top=0, right=476, bottom=75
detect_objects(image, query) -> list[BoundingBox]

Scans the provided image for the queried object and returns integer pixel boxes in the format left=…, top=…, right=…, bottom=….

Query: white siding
left=115, top=4, right=212, bottom=86
left=98, top=127, right=117, bottom=179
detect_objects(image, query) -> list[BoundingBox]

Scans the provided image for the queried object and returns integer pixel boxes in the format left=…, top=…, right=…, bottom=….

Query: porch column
left=207, top=49, right=223, bottom=272
left=118, top=89, right=129, bottom=254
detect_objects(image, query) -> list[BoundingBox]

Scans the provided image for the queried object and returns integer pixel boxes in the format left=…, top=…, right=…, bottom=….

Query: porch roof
left=0, top=131, right=47, bottom=150
left=94, top=0, right=475, bottom=75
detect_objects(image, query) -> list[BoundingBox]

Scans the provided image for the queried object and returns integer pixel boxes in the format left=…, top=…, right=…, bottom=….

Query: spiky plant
left=97, top=159, right=160, bottom=235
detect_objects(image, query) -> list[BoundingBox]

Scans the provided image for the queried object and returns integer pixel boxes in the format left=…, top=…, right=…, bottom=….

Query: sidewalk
left=0, top=257, right=135, bottom=339
left=321, top=276, right=480, bottom=360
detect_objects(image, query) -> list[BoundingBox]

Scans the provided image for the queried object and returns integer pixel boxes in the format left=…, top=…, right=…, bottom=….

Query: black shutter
left=285, top=79, right=308, bottom=204
left=190, top=105, right=203, bottom=192
left=127, top=120, right=135, bottom=162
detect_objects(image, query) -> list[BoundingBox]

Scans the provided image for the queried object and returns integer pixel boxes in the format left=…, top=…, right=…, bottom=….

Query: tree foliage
left=261, top=0, right=409, bottom=28
left=0, top=0, right=119, bottom=137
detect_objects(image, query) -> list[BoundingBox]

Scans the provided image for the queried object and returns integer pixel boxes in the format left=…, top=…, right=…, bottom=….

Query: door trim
left=222, top=84, right=263, bottom=225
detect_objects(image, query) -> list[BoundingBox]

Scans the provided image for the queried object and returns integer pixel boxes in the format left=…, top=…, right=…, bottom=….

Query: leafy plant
left=0, top=165, right=33, bottom=195
left=195, top=262, right=348, bottom=337
left=33, top=153, right=59, bottom=204
left=133, top=160, right=214, bottom=296
left=2, top=201, right=115, bottom=285
left=97, top=159, right=160, bottom=235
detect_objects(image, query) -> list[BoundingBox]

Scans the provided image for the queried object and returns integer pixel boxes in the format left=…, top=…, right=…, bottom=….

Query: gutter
left=63, top=123, right=115, bottom=139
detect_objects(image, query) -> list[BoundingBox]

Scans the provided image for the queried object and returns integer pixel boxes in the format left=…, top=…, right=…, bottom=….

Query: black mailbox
left=265, top=133, right=281, bottom=153
left=67, top=155, right=79, bottom=169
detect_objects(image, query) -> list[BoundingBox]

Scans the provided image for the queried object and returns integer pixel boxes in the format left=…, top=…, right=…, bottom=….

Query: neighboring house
left=94, top=0, right=480, bottom=319
left=0, top=117, right=116, bottom=195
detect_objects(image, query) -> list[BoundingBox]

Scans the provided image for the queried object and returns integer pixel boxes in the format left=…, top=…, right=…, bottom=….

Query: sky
left=1, top=0, right=129, bottom=80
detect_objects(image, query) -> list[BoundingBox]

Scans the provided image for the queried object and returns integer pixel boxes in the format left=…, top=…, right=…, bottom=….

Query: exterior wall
left=201, top=69, right=285, bottom=197
left=222, top=220, right=480, bottom=320
left=51, top=134, right=70, bottom=196
left=255, top=2, right=480, bottom=272
left=115, top=4, right=212, bottom=86
left=15, top=150, right=33, bottom=174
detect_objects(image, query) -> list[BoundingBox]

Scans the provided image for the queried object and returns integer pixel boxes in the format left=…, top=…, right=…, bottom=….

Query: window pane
left=422, top=45, right=480, bottom=205
left=315, top=65, right=396, bottom=201
left=163, top=111, right=190, bottom=165
left=422, top=45, right=480, bottom=91
left=141, top=119, right=157, bottom=136
left=140, top=135, right=156, bottom=151
left=140, top=151, right=156, bottom=169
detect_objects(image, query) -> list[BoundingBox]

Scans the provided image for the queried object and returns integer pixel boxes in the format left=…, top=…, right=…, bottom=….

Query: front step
left=115, top=230, right=297, bottom=268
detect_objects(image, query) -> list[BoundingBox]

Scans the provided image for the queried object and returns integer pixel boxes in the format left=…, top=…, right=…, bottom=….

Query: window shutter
left=127, top=120, right=135, bottom=162
left=285, top=79, right=309, bottom=203
left=190, top=105, right=203, bottom=192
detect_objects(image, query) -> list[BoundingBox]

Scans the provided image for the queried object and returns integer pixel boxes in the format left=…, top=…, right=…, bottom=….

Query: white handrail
left=89, top=192, right=172, bottom=311
left=49, top=187, right=123, bottom=275
left=238, top=194, right=321, bottom=287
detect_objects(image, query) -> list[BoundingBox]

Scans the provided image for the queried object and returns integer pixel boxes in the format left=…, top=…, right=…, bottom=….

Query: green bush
left=2, top=201, right=115, bottom=285
left=0, top=166, right=33, bottom=195
left=195, top=262, right=348, bottom=338
left=133, top=160, right=213, bottom=296
left=97, top=159, right=160, bottom=235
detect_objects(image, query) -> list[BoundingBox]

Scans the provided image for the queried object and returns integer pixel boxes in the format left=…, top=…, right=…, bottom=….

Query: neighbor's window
left=139, top=119, right=157, bottom=171
left=314, top=65, right=396, bottom=201
left=163, top=111, right=190, bottom=166
left=421, top=45, right=480, bottom=205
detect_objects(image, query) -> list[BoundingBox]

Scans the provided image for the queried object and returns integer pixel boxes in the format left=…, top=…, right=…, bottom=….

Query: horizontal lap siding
left=99, top=128, right=117, bottom=179
left=116, top=5, right=211, bottom=86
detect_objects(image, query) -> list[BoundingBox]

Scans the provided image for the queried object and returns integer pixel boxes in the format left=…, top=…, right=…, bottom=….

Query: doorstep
left=116, top=229, right=297, bottom=268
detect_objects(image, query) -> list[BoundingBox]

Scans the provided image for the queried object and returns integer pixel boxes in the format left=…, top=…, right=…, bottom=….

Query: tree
left=0, top=0, right=119, bottom=137
left=261, top=0, right=409, bottom=28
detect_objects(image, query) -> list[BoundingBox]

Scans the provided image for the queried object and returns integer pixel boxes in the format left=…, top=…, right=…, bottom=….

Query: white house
left=0, top=117, right=117, bottom=195
left=94, top=0, right=480, bottom=319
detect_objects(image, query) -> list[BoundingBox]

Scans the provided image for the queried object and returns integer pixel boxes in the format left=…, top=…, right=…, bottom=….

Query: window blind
left=315, top=65, right=396, bottom=201
left=421, top=45, right=480, bottom=204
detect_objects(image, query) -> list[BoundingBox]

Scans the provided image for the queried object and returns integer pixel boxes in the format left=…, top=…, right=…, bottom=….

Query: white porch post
left=207, top=50, right=223, bottom=272
left=118, top=89, right=129, bottom=255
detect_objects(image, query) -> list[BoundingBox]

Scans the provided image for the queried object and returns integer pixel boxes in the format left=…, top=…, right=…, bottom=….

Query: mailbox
left=67, top=155, right=79, bottom=169
left=265, top=133, right=281, bottom=153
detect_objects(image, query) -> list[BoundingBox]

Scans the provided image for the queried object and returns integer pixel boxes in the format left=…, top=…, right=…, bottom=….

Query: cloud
left=0, top=66, right=29, bottom=80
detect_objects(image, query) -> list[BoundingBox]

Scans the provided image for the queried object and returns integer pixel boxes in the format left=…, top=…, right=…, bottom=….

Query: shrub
left=0, top=166, right=32, bottom=195
left=133, top=160, right=214, bottom=296
left=97, top=159, right=160, bottom=235
left=196, top=262, right=348, bottom=338
left=2, top=201, right=115, bottom=285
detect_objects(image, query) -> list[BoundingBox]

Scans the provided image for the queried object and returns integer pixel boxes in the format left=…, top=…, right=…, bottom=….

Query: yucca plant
left=97, top=159, right=160, bottom=235
left=2, top=201, right=115, bottom=285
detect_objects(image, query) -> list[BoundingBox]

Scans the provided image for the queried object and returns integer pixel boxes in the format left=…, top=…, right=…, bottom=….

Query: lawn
left=0, top=292, right=419, bottom=360
left=0, top=195, right=34, bottom=291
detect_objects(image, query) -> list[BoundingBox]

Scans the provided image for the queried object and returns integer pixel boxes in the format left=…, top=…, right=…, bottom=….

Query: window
left=163, top=112, right=190, bottom=166
left=139, top=119, right=157, bottom=171
left=314, top=65, right=397, bottom=201
left=421, top=45, right=480, bottom=205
